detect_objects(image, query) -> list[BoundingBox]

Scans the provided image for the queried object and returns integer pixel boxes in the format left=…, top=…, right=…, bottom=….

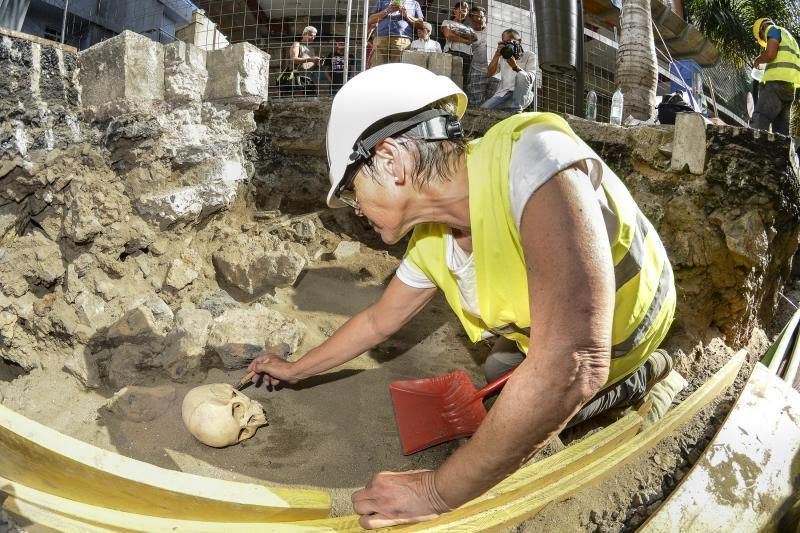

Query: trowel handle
left=475, top=369, right=515, bottom=400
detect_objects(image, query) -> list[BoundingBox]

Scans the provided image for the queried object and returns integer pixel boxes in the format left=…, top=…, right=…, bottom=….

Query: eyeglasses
left=336, top=173, right=360, bottom=210
left=338, top=188, right=359, bottom=210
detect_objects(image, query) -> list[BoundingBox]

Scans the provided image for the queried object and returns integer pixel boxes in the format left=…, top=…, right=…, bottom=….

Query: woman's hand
left=247, top=354, right=299, bottom=388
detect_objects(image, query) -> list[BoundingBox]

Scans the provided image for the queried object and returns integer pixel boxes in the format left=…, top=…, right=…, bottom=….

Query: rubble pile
left=0, top=32, right=340, bottom=393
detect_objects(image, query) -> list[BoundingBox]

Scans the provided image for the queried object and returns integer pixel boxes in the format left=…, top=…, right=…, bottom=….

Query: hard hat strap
left=338, top=109, right=464, bottom=197
left=348, top=109, right=464, bottom=165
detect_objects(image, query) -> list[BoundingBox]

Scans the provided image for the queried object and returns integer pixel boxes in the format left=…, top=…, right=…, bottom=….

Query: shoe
left=644, top=349, right=673, bottom=387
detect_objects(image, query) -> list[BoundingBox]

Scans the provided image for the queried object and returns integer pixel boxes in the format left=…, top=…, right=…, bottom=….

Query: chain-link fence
left=3, top=0, right=749, bottom=124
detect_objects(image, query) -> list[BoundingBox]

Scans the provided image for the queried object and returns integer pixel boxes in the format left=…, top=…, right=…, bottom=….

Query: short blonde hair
left=303, top=25, right=318, bottom=35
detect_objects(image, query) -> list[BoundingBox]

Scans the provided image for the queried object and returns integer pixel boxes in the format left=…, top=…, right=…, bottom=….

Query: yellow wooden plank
left=386, top=350, right=746, bottom=532
left=0, top=477, right=340, bottom=533
left=640, top=362, right=800, bottom=532
left=4, top=497, right=113, bottom=533
left=0, top=27, right=78, bottom=53
left=0, top=404, right=330, bottom=522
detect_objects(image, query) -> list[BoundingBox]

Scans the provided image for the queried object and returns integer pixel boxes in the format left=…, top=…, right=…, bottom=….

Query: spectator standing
left=287, top=26, right=322, bottom=96
left=466, top=6, right=490, bottom=106
left=368, top=0, right=424, bottom=67
left=410, top=22, right=442, bottom=52
left=481, top=29, right=536, bottom=113
left=323, top=40, right=356, bottom=95
left=441, top=1, right=476, bottom=82
left=752, top=17, right=800, bottom=135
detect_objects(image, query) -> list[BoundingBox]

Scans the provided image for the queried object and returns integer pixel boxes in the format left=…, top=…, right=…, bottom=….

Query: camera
left=500, top=40, right=523, bottom=60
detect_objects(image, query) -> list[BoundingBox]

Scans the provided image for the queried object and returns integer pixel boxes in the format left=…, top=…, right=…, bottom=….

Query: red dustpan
left=389, top=369, right=514, bottom=455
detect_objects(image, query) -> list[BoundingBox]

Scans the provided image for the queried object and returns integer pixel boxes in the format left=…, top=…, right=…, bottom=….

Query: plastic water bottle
left=610, top=87, right=623, bottom=125
left=586, top=90, right=597, bottom=121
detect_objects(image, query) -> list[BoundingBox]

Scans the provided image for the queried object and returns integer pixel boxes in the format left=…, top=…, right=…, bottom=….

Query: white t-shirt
left=442, top=20, right=474, bottom=55
left=396, top=123, right=611, bottom=318
left=494, top=50, right=536, bottom=96
left=410, top=38, right=442, bottom=53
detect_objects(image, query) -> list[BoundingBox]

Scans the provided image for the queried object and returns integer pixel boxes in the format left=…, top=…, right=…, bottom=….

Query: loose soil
left=0, top=226, right=796, bottom=531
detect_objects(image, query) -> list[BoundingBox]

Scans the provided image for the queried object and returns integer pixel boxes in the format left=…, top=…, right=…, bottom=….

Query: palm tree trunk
left=617, top=0, right=658, bottom=121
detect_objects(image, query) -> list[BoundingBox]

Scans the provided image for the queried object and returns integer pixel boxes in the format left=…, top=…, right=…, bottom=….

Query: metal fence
left=3, top=0, right=750, bottom=124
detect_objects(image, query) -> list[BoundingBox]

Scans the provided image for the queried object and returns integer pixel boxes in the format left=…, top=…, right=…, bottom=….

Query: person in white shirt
left=410, top=22, right=442, bottom=52
left=481, top=29, right=536, bottom=113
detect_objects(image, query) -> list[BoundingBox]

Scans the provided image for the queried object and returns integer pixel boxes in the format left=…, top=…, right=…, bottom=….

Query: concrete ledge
left=671, top=112, right=706, bottom=174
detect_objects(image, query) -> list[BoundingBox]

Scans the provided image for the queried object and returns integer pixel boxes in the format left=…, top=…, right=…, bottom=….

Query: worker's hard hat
left=753, top=17, right=774, bottom=46
left=325, top=63, right=467, bottom=208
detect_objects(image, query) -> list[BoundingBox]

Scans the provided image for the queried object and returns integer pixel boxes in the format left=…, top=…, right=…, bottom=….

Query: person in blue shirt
left=367, top=0, right=424, bottom=67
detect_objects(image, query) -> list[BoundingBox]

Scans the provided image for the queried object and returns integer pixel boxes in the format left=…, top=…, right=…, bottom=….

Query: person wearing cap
left=410, top=22, right=442, bottom=53
left=248, top=64, right=676, bottom=527
left=367, top=0, right=424, bottom=67
left=752, top=17, right=800, bottom=135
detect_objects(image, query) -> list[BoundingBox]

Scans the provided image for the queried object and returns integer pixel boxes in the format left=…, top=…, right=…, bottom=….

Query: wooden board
left=0, top=404, right=330, bottom=522
left=1, top=479, right=342, bottom=533
left=0, top=28, right=78, bottom=53
left=639, top=361, right=800, bottom=532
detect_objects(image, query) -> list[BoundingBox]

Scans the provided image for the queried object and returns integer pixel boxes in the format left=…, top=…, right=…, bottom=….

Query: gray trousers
left=484, top=337, right=649, bottom=428
left=752, top=81, right=796, bottom=136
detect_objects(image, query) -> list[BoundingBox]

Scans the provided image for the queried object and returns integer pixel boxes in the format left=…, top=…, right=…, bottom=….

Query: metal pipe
left=361, top=0, right=370, bottom=72
left=343, top=0, right=354, bottom=83
left=574, top=0, right=584, bottom=117
left=528, top=0, right=538, bottom=111
left=61, top=0, right=70, bottom=44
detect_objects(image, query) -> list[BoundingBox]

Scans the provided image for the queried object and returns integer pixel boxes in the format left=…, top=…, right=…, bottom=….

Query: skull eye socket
left=232, top=401, right=245, bottom=420
left=238, top=427, right=253, bottom=441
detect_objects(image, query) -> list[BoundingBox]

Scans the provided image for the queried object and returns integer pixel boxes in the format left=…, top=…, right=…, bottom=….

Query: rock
left=164, top=40, right=208, bottom=102
left=103, top=343, right=159, bottom=388
left=670, top=112, right=706, bottom=174
left=158, top=306, right=212, bottom=380
left=78, top=31, right=165, bottom=119
left=195, top=290, right=241, bottom=318
left=207, top=305, right=302, bottom=369
left=105, top=385, right=176, bottom=422
left=0, top=232, right=65, bottom=297
left=164, top=258, right=198, bottom=291
left=106, top=307, right=163, bottom=343
left=292, top=219, right=316, bottom=242
left=213, top=234, right=306, bottom=295
left=333, top=240, right=361, bottom=260
left=135, top=160, right=246, bottom=229
left=0, top=310, right=17, bottom=346
left=63, top=348, right=102, bottom=389
left=205, top=43, right=270, bottom=108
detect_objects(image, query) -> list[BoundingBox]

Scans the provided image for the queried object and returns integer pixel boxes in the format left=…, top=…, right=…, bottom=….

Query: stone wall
left=255, top=99, right=800, bottom=349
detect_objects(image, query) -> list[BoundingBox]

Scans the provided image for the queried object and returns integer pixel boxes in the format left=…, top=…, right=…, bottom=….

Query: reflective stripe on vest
left=762, top=26, right=800, bottom=87
left=403, top=113, right=676, bottom=387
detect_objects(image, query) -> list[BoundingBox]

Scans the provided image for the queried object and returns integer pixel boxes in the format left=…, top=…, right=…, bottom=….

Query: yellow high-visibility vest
left=762, top=25, right=800, bottom=88
left=404, top=113, right=676, bottom=387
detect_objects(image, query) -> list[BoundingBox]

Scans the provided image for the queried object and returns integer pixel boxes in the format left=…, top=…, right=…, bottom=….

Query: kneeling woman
left=249, top=64, right=676, bottom=528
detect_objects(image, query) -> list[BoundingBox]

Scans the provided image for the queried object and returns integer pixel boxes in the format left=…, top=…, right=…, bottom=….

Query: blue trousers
left=480, top=71, right=534, bottom=113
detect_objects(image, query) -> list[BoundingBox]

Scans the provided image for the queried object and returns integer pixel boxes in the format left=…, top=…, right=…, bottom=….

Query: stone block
left=427, top=52, right=453, bottom=79
left=451, top=56, right=463, bottom=88
left=205, top=42, right=270, bottom=108
left=78, top=31, right=165, bottom=116
left=670, top=112, right=706, bottom=174
left=164, top=40, right=208, bottom=101
left=401, top=50, right=429, bottom=68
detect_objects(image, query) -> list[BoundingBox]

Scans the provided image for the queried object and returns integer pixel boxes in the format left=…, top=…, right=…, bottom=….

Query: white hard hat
left=325, top=63, right=468, bottom=208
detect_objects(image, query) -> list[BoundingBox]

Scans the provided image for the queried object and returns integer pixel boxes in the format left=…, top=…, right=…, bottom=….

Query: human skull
left=181, top=384, right=268, bottom=448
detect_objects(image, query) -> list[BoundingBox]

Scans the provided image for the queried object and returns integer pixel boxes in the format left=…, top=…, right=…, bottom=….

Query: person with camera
left=481, top=29, right=536, bottom=113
